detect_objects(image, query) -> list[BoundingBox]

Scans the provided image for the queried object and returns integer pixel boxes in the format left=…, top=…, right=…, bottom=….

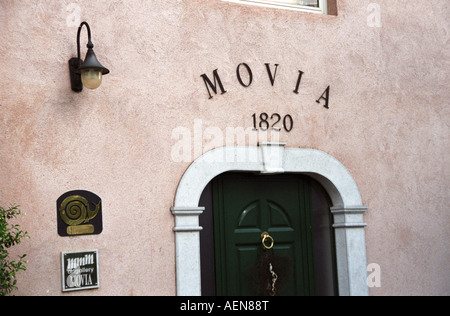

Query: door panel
left=213, top=173, right=315, bottom=296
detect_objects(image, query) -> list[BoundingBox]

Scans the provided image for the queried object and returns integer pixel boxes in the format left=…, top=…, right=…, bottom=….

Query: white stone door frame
left=171, top=143, right=369, bottom=296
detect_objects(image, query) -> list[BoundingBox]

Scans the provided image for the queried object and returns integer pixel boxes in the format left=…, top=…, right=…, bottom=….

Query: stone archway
left=171, top=143, right=369, bottom=296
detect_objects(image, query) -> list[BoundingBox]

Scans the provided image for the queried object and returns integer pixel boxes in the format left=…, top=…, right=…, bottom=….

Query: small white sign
left=61, top=250, right=99, bottom=292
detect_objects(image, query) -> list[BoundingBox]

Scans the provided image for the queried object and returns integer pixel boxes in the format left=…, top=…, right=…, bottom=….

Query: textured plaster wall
left=0, top=0, right=448, bottom=295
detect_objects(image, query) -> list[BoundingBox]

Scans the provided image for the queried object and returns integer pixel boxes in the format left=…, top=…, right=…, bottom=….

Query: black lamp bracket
left=69, top=22, right=92, bottom=92
left=77, top=22, right=93, bottom=66
left=69, top=22, right=94, bottom=92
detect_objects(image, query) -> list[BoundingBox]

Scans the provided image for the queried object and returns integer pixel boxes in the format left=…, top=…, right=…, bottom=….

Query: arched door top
left=174, top=144, right=362, bottom=208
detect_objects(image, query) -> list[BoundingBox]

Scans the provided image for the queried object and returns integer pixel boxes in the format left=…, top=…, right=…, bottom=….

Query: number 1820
left=252, top=113, right=293, bottom=132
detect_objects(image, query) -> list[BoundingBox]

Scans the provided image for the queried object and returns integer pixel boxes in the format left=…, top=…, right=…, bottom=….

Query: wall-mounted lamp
left=69, top=22, right=109, bottom=92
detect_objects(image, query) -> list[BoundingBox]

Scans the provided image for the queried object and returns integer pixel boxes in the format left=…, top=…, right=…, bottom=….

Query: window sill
left=222, top=0, right=337, bottom=15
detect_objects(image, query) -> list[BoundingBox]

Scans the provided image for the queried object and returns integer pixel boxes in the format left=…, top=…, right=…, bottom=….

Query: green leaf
left=0, top=204, right=28, bottom=295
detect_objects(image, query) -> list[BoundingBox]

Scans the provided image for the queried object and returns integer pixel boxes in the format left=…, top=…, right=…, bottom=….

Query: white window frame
left=222, top=0, right=328, bottom=14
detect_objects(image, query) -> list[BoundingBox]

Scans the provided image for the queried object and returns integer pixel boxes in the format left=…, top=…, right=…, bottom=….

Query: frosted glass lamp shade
left=81, top=69, right=103, bottom=90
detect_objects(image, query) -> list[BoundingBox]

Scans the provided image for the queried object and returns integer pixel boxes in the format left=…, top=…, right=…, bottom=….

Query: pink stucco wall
left=0, top=0, right=448, bottom=295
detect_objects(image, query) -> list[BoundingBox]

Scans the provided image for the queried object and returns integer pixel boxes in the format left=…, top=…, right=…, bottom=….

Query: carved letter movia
left=200, top=62, right=330, bottom=109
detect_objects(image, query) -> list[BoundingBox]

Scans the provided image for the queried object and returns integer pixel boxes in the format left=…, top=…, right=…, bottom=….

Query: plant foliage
left=0, top=205, right=28, bottom=296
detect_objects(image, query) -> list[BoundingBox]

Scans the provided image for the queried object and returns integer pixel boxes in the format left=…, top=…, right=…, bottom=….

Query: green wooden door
left=213, top=174, right=316, bottom=296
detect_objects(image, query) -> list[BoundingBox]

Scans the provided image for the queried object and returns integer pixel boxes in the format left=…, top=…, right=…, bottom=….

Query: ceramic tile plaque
left=57, top=190, right=103, bottom=237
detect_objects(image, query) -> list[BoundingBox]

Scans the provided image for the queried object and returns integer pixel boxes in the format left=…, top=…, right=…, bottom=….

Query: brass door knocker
left=261, top=232, right=274, bottom=250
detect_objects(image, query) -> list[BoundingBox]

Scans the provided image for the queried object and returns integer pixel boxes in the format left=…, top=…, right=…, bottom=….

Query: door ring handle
left=261, top=232, right=274, bottom=250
